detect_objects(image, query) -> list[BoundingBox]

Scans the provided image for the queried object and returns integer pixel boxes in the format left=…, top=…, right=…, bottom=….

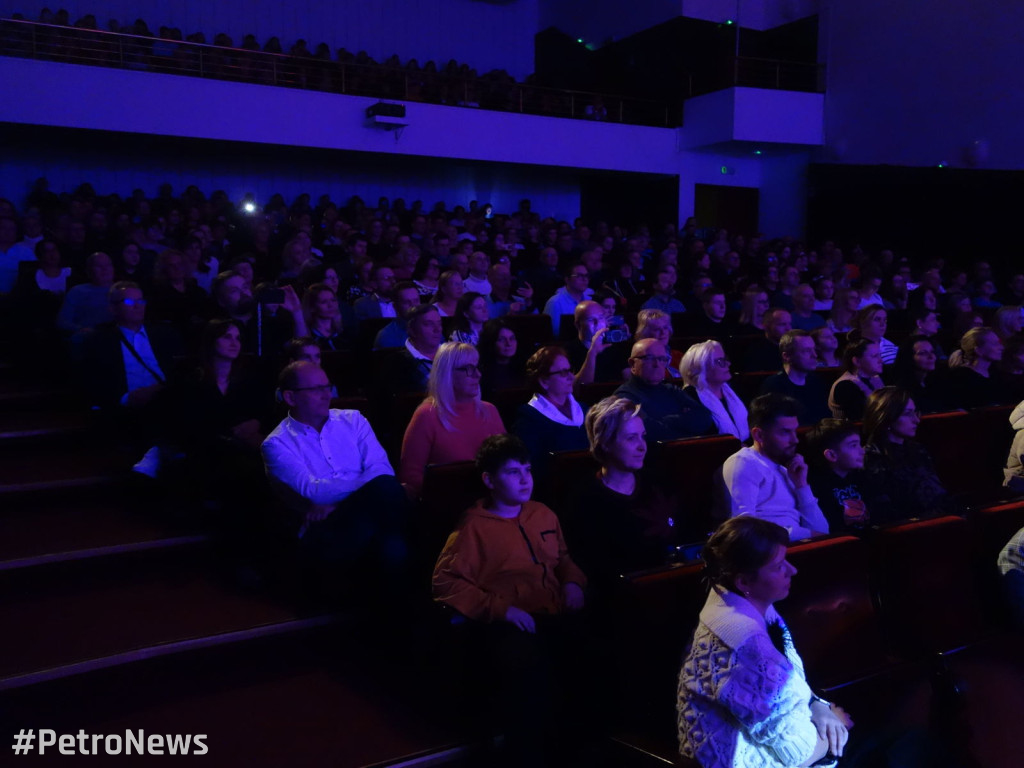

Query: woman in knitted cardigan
left=677, top=517, right=852, bottom=768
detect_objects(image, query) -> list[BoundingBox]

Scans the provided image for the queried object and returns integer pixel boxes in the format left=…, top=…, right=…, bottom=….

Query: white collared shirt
left=261, top=409, right=394, bottom=511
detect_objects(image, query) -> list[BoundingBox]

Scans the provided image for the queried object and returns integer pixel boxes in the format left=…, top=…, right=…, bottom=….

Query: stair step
left=0, top=557, right=328, bottom=686
left=0, top=497, right=204, bottom=568
left=2, top=628, right=467, bottom=768
left=0, top=445, right=131, bottom=496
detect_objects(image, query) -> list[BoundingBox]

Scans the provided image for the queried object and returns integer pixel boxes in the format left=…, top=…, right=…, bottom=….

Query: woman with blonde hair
left=850, top=304, right=897, bottom=365
left=993, top=305, right=1022, bottom=341
left=679, top=340, right=749, bottom=440
left=947, top=326, right=1009, bottom=408
left=827, top=286, right=860, bottom=334
left=399, top=342, right=505, bottom=498
left=301, top=282, right=344, bottom=351
left=735, top=287, right=771, bottom=335
left=433, top=269, right=465, bottom=317
left=564, top=397, right=680, bottom=599
left=635, top=308, right=682, bottom=378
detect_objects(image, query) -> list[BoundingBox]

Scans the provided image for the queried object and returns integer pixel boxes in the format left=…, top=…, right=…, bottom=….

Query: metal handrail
left=0, top=17, right=675, bottom=127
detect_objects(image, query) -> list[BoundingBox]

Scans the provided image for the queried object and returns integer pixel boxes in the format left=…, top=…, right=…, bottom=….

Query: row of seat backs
left=414, top=405, right=1018, bottom=576
left=610, top=504, right=1024, bottom=737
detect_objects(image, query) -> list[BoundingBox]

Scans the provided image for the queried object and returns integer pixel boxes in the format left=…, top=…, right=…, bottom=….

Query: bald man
left=614, top=338, right=716, bottom=442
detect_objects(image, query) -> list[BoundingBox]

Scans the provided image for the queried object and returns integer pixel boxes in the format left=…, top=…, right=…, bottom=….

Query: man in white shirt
left=543, top=261, right=593, bottom=335
left=717, top=392, right=830, bottom=541
left=462, top=251, right=493, bottom=296
left=0, top=216, right=35, bottom=294
left=262, top=361, right=408, bottom=569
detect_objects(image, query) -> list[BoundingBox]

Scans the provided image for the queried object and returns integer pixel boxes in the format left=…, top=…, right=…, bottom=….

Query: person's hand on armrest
left=562, top=582, right=585, bottom=611
left=505, top=606, right=536, bottom=633
left=809, top=698, right=851, bottom=758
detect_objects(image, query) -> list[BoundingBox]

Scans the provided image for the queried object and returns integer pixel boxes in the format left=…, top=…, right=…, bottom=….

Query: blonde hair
left=954, top=326, right=996, bottom=368
left=993, top=306, right=1022, bottom=339
left=427, top=342, right=485, bottom=430
left=635, top=308, right=671, bottom=340
left=679, top=339, right=722, bottom=390
left=585, top=396, right=642, bottom=464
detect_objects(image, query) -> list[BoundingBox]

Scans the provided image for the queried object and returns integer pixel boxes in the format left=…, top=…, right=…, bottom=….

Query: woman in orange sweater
left=399, top=341, right=506, bottom=498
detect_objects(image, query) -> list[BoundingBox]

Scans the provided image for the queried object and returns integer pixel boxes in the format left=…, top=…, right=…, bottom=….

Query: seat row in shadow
left=608, top=503, right=1024, bottom=768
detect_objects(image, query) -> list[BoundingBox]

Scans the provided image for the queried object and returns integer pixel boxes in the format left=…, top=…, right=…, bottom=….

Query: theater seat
left=780, top=535, right=889, bottom=688
left=870, top=515, right=988, bottom=657
left=418, top=460, right=482, bottom=560
left=500, top=313, right=554, bottom=353
left=915, top=410, right=993, bottom=502
left=656, top=434, right=741, bottom=542
left=610, top=561, right=707, bottom=761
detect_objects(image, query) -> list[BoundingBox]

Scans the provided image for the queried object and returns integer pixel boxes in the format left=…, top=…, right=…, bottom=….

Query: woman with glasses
left=862, top=386, right=957, bottom=523
left=679, top=340, right=750, bottom=441
left=399, top=342, right=506, bottom=498
left=512, top=346, right=589, bottom=485
left=892, top=334, right=950, bottom=414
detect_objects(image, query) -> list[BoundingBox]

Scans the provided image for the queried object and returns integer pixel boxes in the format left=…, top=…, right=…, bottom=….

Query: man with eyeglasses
left=543, top=261, right=593, bottom=335
left=80, top=280, right=182, bottom=413
left=614, top=338, right=716, bottom=443
left=262, top=361, right=408, bottom=575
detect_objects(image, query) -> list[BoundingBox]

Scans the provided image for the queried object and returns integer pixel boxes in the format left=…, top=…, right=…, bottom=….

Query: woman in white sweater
left=677, top=517, right=852, bottom=768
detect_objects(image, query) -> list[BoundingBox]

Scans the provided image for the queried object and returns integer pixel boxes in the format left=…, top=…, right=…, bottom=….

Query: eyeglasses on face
left=545, top=368, right=574, bottom=378
left=636, top=355, right=670, bottom=364
left=287, top=384, right=333, bottom=393
left=453, top=364, right=482, bottom=376
left=117, top=297, right=147, bottom=306
left=712, top=357, right=731, bottom=368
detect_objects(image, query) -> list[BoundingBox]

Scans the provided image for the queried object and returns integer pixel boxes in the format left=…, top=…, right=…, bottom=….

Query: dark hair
left=478, top=318, right=519, bottom=369
left=805, top=418, right=860, bottom=469
left=476, top=433, right=531, bottom=476
left=748, top=392, right=802, bottom=431
left=862, top=386, right=912, bottom=448
left=393, top=280, right=417, bottom=297
left=702, top=517, right=790, bottom=592
left=452, top=291, right=486, bottom=334
left=525, top=345, right=570, bottom=393
left=412, top=254, right=440, bottom=281
left=284, top=336, right=318, bottom=361
left=841, top=338, right=876, bottom=373
left=778, top=329, right=810, bottom=359
left=893, top=334, right=934, bottom=380
left=406, top=302, right=439, bottom=329
left=199, top=319, right=243, bottom=364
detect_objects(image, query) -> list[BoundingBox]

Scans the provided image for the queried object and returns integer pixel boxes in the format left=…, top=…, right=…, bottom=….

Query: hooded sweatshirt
left=432, top=500, right=587, bottom=623
left=1004, top=401, right=1024, bottom=490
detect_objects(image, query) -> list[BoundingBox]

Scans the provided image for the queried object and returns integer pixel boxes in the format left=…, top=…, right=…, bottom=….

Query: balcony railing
left=731, top=55, right=824, bottom=93
left=0, top=18, right=674, bottom=127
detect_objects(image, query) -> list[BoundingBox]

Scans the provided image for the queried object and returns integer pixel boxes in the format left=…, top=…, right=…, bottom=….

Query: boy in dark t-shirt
left=805, top=418, right=871, bottom=533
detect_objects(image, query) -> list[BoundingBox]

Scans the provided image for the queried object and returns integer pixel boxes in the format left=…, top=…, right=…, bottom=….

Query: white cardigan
left=677, top=587, right=830, bottom=768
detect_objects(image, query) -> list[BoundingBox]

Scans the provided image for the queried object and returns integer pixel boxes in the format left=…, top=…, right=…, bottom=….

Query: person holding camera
left=566, top=300, right=632, bottom=386
left=614, top=338, right=717, bottom=443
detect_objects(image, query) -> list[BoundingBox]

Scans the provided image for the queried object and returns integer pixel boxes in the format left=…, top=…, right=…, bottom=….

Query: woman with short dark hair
left=511, top=345, right=589, bottom=483
left=678, top=516, right=853, bottom=768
